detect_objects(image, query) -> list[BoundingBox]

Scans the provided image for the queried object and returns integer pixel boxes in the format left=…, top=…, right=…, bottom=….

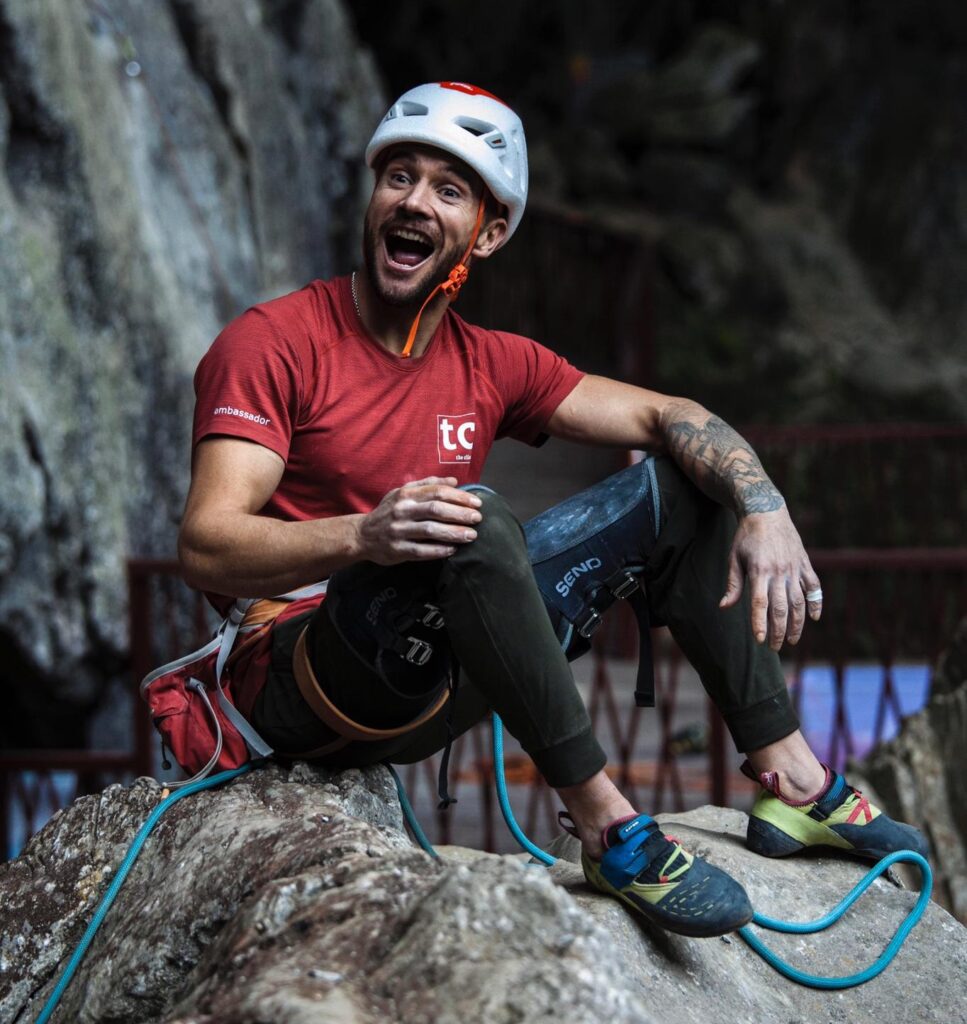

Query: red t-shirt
left=191, top=275, right=584, bottom=715
left=194, top=275, right=583, bottom=515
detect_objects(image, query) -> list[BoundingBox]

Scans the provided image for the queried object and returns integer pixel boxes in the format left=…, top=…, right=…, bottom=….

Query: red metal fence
left=3, top=428, right=966, bottom=859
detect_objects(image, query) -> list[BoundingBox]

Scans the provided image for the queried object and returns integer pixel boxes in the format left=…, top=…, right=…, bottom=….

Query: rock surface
left=858, top=616, right=967, bottom=923
left=0, top=0, right=383, bottom=746
left=1, top=762, right=965, bottom=1024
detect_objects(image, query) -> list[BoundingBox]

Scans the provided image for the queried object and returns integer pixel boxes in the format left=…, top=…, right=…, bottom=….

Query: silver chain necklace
left=351, top=271, right=362, bottom=320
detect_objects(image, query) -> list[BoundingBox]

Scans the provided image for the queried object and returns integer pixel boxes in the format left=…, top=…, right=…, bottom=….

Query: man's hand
left=357, top=477, right=483, bottom=565
left=720, top=507, right=823, bottom=650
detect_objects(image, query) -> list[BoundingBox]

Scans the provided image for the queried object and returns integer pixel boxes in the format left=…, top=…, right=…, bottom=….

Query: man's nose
left=397, top=179, right=434, bottom=216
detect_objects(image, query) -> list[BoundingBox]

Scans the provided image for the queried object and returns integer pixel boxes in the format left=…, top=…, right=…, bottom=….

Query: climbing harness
left=140, top=582, right=328, bottom=783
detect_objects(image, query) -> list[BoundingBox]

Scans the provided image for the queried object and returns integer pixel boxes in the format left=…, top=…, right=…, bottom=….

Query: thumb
left=720, top=553, right=744, bottom=608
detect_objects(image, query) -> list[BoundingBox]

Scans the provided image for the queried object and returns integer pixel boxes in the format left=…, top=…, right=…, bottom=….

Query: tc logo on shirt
left=437, top=413, right=476, bottom=463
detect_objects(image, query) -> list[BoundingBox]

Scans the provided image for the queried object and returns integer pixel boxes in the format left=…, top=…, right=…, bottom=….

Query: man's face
left=363, top=145, right=486, bottom=309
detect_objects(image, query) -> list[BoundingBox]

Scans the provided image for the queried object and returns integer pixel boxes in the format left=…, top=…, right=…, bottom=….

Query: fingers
left=399, top=477, right=481, bottom=512
left=389, top=514, right=478, bottom=547
left=383, top=540, right=459, bottom=563
left=739, top=566, right=811, bottom=650
left=719, top=552, right=745, bottom=609
left=362, top=479, right=484, bottom=564
left=402, top=478, right=482, bottom=510
left=784, top=576, right=806, bottom=646
left=801, top=560, right=823, bottom=621
left=753, top=567, right=821, bottom=650
left=749, top=573, right=770, bottom=646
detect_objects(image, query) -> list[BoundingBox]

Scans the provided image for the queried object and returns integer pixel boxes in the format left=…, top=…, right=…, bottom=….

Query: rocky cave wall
left=0, top=0, right=383, bottom=745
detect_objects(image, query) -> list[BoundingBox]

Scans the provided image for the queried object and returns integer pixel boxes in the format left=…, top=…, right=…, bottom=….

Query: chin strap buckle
left=441, top=263, right=469, bottom=299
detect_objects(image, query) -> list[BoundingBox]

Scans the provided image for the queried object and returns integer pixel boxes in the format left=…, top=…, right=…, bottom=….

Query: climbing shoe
left=580, top=813, right=754, bottom=937
left=742, top=761, right=930, bottom=862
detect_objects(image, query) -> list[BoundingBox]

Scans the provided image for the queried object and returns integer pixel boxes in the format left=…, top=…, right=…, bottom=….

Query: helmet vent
left=387, top=100, right=430, bottom=120
left=455, top=115, right=496, bottom=138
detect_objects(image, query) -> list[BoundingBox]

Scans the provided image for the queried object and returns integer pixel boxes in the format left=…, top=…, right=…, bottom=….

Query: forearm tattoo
left=665, top=414, right=785, bottom=516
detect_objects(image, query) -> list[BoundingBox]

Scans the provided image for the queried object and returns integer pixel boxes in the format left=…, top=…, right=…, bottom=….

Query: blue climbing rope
left=35, top=763, right=257, bottom=1024
left=36, top=729, right=933, bottom=1021
left=737, top=850, right=932, bottom=988
left=485, top=712, right=931, bottom=989
left=388, top=763, right=439, bottom=860
left=492, top=713, right=556, bottom=866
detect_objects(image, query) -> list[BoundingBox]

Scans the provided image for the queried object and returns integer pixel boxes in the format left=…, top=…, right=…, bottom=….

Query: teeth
left=391, top=228, right=433, bottom=247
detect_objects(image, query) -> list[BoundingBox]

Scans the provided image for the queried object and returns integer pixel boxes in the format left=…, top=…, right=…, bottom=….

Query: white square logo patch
left=437, top=413, right=476, bottom=463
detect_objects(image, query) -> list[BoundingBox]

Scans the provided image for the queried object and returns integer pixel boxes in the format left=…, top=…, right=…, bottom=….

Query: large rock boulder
left=858, top=616, right=967, bottom=923
left=1, top=762, right=964, bottom=1023
left=0, top=0, right=383, bottom=746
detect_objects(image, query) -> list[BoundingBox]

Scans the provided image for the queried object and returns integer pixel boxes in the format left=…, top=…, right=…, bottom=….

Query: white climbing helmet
left=366, top=81, right=529, bottom=245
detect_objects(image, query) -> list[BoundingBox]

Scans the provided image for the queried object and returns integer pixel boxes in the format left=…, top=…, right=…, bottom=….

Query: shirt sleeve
left=192, top=307, right=304, bottom=462
left=486, top=331, right=585, bottom=446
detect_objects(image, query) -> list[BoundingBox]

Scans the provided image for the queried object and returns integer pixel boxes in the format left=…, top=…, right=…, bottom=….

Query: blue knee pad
left=522, top=457, right=662, bottom=707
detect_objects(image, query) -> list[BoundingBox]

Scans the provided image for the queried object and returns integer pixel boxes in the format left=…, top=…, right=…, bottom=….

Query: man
left=179, top=82, right=927, bottom=938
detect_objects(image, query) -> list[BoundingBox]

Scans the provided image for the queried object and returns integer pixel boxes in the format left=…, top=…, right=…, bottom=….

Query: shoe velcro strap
left=615, top=813, right=656, bottom=844
left=810, top=773, right=848, bottom=818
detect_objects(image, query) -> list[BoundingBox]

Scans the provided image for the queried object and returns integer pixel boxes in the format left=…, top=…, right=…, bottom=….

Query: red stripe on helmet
left=438, top=81, right=508, bottom=106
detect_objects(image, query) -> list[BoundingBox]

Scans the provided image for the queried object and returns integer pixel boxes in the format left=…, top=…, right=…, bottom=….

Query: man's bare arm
left=546, top=376, right=822, bottom=649
left=178, top=438, right=482, bottom=597
left=658, top=404, right=785, bottom=517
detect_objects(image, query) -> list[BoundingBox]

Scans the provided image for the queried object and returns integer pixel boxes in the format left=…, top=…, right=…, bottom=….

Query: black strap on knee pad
left=324, top=561, right=451, bottom=699
left=523, top=457, right=662, bottom=708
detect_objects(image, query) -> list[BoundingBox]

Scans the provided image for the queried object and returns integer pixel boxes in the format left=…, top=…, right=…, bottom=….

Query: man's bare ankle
left=555, top=769, right=635, bottom=861
left=745, top=731, right=827, bottom=802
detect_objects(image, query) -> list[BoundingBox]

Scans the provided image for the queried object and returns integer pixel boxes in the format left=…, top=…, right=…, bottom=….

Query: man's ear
left=472, top=215, right=508, bottom=260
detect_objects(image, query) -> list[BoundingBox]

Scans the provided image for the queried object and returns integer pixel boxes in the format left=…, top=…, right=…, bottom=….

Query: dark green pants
left=252, top=458, right=799, bottom=789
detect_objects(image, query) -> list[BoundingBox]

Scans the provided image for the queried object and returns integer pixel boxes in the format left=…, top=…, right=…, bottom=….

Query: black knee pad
left=323, top=559, right=451, bottom=698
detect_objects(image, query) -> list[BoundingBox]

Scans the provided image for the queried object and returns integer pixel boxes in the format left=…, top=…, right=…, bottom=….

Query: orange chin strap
left=401, top=197, right=487, bottom=358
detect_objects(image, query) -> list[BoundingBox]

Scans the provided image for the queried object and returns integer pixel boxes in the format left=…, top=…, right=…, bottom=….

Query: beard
left=362, top=209, right=467, bottom=310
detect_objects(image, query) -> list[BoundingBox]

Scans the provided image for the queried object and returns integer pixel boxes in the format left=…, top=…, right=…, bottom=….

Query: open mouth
left=384, top=228, right=435, bottom=270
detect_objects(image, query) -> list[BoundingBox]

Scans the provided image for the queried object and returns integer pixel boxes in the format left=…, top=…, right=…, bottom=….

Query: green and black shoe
left=579, top=813, right=753, bottom=938
left=742, top=761, right=930, bottom=862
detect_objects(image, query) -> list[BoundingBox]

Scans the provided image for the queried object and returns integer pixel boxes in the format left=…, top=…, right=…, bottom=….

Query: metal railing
left=3, top=433, right=966, bottom=859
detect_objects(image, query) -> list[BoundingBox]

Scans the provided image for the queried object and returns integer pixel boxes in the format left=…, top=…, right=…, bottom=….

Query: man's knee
left=448, top=487, right=530, bottom=574
left=652, top=455, right=736, bottom=539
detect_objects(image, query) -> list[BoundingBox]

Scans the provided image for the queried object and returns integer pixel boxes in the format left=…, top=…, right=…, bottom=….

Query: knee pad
left=523, top=457, right=662, bottom=706
left=323, top=560, right=451, bottom=698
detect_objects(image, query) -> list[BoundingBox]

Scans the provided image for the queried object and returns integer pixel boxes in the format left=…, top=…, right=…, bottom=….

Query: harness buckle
left=577, top=610, right=603, bottom=639
left=421, top=604, right=446, bottom=630
left=404, top=637, right=434, bottom=666
left=610, top=574, right=640, bottom=601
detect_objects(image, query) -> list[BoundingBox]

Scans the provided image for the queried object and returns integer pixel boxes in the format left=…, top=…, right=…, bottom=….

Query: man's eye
left=441, top=187, right=460, bottom=199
